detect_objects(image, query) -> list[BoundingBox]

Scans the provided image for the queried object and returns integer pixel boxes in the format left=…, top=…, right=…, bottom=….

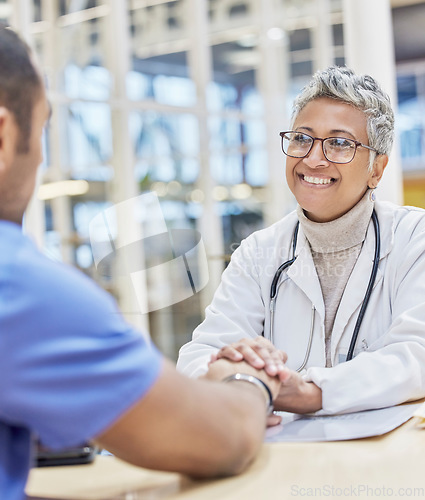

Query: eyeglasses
left=279, top=131, right=378, bottom=164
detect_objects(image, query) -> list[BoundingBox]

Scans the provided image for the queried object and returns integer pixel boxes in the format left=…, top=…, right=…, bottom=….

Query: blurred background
left=5, top=0, right=425, bottom=360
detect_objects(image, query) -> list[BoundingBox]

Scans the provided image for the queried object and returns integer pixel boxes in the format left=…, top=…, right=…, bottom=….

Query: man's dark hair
left=0, top=25, right=43, bottom=153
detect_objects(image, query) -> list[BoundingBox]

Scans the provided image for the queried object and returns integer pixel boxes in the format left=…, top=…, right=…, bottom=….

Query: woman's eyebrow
left=296, top=126, right=357, bottom=140
left=295, top=126, right=313, bottom=132
left=328, top=129, right=356, bottom=139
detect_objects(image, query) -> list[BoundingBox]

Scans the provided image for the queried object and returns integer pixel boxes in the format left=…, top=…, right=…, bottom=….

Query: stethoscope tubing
left=346, top=210, right=380, bottom=361
left=270, top=222, right=299, bottom=300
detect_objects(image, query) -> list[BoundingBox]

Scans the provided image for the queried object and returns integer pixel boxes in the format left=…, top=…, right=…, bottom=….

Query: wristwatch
left=222, top=373, right=274, bottom=415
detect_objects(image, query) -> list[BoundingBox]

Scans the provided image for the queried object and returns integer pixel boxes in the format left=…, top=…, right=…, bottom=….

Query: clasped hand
left=209, top=337, right=322, bottom=415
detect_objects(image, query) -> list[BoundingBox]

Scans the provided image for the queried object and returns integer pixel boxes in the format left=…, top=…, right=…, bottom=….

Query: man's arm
left=95, top=358, right=279, bottom=478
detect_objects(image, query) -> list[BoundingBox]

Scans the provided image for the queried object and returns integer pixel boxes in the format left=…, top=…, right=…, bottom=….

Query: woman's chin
left=299, top=202, right=341, bottom=223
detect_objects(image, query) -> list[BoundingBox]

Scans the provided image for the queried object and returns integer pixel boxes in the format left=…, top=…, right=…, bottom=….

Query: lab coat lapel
left=286, top=230, right=325, bottom=322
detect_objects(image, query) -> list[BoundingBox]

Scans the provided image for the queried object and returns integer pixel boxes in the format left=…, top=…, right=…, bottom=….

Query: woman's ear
left=368, top=154, right=389, bottom=189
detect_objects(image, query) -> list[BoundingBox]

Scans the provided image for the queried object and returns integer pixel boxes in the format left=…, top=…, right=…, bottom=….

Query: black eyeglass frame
left=279, top=131, right=378, bottom=164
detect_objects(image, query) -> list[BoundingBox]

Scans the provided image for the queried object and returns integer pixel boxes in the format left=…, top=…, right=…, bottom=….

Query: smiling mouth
left=302, top=175, right=335, bottom=185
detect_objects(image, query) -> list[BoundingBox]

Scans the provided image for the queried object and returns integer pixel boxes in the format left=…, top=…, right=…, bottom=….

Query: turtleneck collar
left=296, top=189, right=374, bottom=253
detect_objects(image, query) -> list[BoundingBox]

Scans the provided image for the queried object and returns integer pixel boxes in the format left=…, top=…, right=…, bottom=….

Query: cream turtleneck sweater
left=296, top=190, right=374, bottom=367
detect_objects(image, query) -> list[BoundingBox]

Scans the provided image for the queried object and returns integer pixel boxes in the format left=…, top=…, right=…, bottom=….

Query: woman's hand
left=209, top=339, right=321, bottom=414
left=209, top=337, right=288, bottom=378
left=274, top=368, right=322, bottom=414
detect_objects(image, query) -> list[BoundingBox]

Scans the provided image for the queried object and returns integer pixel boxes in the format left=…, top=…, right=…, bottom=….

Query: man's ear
left=0, top=106, right=18, bottom=173
left=368, top=154, right=388, bottom=189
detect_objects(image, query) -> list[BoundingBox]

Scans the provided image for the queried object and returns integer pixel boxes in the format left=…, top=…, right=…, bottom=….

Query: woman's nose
left=303, top=140, right=330, bottom=168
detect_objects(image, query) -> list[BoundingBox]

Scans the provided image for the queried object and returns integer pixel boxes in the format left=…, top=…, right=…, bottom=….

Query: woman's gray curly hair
left=290, top=66, right=394, bottom=170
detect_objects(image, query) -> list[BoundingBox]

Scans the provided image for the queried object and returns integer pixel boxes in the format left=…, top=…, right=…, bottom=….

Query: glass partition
left=9, top=0, right=366, bottom=360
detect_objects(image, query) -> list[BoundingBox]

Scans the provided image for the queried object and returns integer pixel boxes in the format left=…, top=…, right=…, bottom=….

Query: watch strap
left=222, top=373, right=274, bottom=415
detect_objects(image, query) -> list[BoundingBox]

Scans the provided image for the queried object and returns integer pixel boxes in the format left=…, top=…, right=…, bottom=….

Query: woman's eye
left=328, top=138, right=353, bottom=149
left=294, top=134, right=310, bottom=144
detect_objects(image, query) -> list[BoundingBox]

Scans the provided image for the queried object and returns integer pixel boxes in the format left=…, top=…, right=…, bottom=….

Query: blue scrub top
left=0, top=221, right=162, bottom=499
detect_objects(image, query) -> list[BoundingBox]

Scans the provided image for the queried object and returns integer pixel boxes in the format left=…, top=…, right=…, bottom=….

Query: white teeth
left=303, top=176, right=333, bottom=185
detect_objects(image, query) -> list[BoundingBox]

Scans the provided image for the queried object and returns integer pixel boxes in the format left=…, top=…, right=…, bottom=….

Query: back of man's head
left=0, top=25, right=42, bottom=153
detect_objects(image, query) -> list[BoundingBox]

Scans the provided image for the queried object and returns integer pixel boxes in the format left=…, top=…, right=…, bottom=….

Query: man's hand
left=205, top=358, right=281, bottom=399
left=208, top=340, right=321, bottom=415
left=209, top=337, right=288, bottom=378
left=205, top=358, right=283, bottom=427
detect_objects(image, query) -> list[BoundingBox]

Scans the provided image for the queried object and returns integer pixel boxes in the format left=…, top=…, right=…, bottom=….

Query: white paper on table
left=413, top=402, right=425, bottom=419
left=413, top=402, right=425, bottom=427
left=265, top=403, right=422, bottom=442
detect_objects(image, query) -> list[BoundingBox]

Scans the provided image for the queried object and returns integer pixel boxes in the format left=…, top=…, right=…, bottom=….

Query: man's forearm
left=96, top=360, right=271, bottom=478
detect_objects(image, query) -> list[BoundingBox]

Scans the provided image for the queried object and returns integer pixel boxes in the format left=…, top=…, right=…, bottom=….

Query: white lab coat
left=177, top=200, right=425, bottom=414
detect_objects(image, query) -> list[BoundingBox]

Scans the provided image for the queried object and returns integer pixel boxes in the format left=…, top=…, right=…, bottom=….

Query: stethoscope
left=266, top=209, right=381, bottom=372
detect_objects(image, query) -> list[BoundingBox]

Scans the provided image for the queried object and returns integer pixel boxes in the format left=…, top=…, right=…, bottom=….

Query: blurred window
left=397, top=72, right=425, bottom=170
left=131, top=112, right=199, bottom=184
